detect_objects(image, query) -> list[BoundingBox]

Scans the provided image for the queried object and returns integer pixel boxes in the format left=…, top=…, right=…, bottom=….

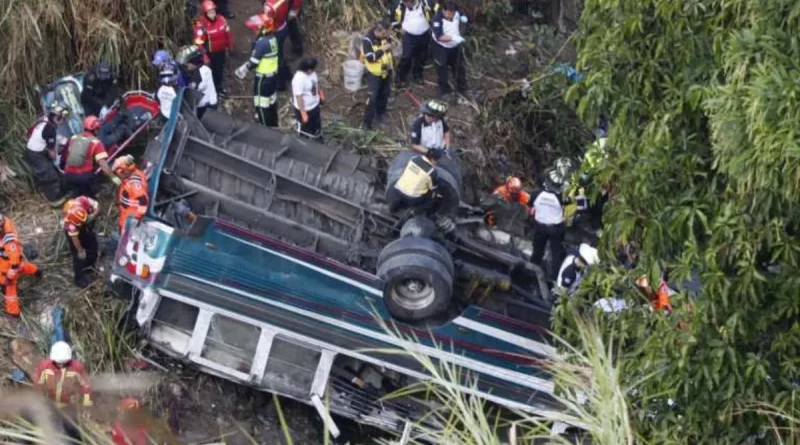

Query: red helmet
left=246, top=13, right=274, bottom=33
left=83, top=115, right=101, bottom=132
left=201, top=0, right=216, bottom=13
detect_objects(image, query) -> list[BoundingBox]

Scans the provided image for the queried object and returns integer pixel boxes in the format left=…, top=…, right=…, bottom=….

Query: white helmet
left=50, top=341, right=73, bottom=364
left=578, top=243, right=599, bottom=266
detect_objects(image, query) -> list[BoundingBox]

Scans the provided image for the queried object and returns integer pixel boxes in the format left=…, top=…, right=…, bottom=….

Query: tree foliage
left=555, top=0, right=800, bottom=442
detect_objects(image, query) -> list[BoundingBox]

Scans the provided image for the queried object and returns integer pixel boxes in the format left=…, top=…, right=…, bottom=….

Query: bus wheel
left=377, top=239, right=454, bottom=321
left=377, top=235, right=454, bottom=278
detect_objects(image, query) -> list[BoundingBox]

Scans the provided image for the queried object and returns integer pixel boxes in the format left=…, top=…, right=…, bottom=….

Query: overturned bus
left=109, top=90, right=575, bottom=439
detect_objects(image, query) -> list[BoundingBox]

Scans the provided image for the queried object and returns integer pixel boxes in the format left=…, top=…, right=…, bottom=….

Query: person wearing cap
left=113, top=155, right=149, bottom=232
left=236, top=14, right=280, bottom=127
left=183, top=49, right=219, bottom=119
left=62, top=115, right=121, bottom=198
left=556, top=243, right=599, bottom=296
left=386, top=148, right=446, bottom=214
left=291, top=57, right=324, bottom=140
left=530, top=169, right=571, bottom=279
left=193, top=1, right=234, bottom=94
left=409, top=99, right=450, bottom=154
left=151, top=50, right=186, bottom=88
left=62, top=196, right=100, bottom=288
left=431, top=1, right=469, bottom=99
left=34, top=341, right=93, bottom=409
left=25, top=101, right=70, bottom=205
left=391, top=0, right=436, bottom=87
left=112, top=398, right=148, bottom=445
left=0, top=214, right=41, bottom=317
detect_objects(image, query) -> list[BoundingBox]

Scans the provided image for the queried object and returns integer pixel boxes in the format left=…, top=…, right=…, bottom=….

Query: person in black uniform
left=80, top=62, right=121, bottom=118
left=361, top=20, right=395, bottom=129
left=530, top=169, right=571, bottom=279
left=386, top=148, right=445, bottom=214
left=430, top=1, right=469, bottom=99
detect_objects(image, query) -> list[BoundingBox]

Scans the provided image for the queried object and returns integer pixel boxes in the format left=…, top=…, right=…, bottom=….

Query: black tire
left=399, top=215, right=438, bottom=239
left=377, top=235, right=454, bottom=278
left=377, top=252, right=453, bottom=321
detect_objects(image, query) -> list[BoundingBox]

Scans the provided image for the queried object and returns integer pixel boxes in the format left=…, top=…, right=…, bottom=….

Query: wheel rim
left=390, top=278, right=436, bottom=311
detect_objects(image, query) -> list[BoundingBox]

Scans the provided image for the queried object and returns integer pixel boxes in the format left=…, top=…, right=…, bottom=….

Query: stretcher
left=35, top=74, right=160, bottom=173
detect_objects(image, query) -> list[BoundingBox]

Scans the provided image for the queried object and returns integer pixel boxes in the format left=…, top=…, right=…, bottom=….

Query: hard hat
left=554, top=157, right=575, bottom=179
left=64, top=200, right=89, bottom=225
left=175, top=45, right=202, bottom=65
left=50, top=341, right=73, bottom=364
left=112, top=154, right=136, bottom=174
left=48, top=101, right=70, bottom=119
left=201, top=0, right=217, bottom=13
left=83, top=115, right=101, bottom=132
left=94, top=61, right=115, bottom=81
left=544, top=169, right=564, bottom=192
left=578, top=243, right=599, bottom=266
left=119, top=397, right=141, bottom=412
left=151, top=49, right=172, bottom=67
left=505, top=176, right=522, bottom=192
left=247, top=13, right=274, bottom=34
left=420, top=100, right=447, bottom=118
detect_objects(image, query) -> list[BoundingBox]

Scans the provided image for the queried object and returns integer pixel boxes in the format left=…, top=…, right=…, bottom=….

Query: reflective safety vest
left=253, top=35, right=279, bottom=76
left=584, top=137, right=607, bottom=172
left=65, top=135, right=93, bottom=167
left=394, top=156, right=435, bottom=198
left=360, top=36, right=394, bottom=78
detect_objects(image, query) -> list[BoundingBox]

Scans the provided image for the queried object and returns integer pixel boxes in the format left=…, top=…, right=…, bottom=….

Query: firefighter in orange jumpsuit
left=483, top=176, right=534, bottom=226
left=0, top=214, right=41, bottom=317
left=112, top=397, right=149, bottom=445
left=34, top=341, right=93, bottom=408
left=113, top=155, right=149, bottom=232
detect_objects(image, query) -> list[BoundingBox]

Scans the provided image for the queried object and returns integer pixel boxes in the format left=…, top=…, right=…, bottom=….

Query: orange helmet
left=505, top=176, right=522, bottom=192
left=64, top=202, right=88, bottom=226
left=112, top=155, right=136, bottom=174
left=119, top=397, right=141, bottom=412
left=83, top=115, right=101, bottom=132
left=201, top=0, right=216, bottom=13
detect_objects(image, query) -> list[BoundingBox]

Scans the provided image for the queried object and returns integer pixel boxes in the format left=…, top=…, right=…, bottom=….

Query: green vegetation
left=557, top=0, right=800, bottom=442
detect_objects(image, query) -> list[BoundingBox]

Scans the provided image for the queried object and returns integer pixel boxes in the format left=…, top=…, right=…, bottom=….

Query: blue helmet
left=152, top=49, right=172, bottom=67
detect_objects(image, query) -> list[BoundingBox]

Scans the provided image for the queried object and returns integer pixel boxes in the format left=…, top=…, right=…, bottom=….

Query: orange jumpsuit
left=117, top=169, right=149, bottom=231
left=0, top=217, right=39, bottom=316
left=492, top=185, right=533, bottom=214
left=34, top=358, right=93, bottom=408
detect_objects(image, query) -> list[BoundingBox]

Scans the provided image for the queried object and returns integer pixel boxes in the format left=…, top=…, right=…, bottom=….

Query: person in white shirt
left=185, top=53, right=219, bottom=120
left=292, top=58, right=324, bottom=140
left=530, top=169, right=573, bottom=280
left=391, top=0, right=436, bottom=87
left=431, top=1, right=469, bottom=98
left=156, top=75, right=178, bottom=120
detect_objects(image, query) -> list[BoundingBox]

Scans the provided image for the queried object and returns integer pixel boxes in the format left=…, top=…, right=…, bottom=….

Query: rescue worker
left=431, top=1, right=469, bottom=99
left=80, top=61, right=120, bottom=119
left=193, top=1, right=234, bottom=94
left=556, top=243, right=598, bottom=296
left=62, top=115, right=121, bottom=198
left=292, top=57, right=325, bottom=140
left=263, top=0, right=292, bottom=91
left=582, top=131, right=609, bottom=230
left=530, top=169, right=570, bottom=280
left=492, top=176, right=533, bottom=215
left=112, top=398, right=148, bottom=445
left=391, top=0, right=436, bottom=87
left=287, top=0, right=304, bottom=57
left=183, top=49, right=219, bottom=119
left=63, top=196, right=100, bottom=288
left=25, top=101, right=69, bottom=205
left=34, top=341, right=93, bottom=408
left=156, top=74, right=179, bottom=120
left=361, top=20, right=394, bottom=130
left=236, top=14, right=280, bottom=127
left=151, top=49, right=186, bottom=88
left=409, top=99, right=450, bottom=154
left=0, top=214, right=41, bottom=317
left=386, top=148, right=445, bottom=214
left=113, top=155, right=149, bottom=232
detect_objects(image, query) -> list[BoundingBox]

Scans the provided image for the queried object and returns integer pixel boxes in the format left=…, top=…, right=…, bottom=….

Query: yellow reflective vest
left=360, top=32, right=394, bottom=78
left=394, top=155, right=436, bottom=198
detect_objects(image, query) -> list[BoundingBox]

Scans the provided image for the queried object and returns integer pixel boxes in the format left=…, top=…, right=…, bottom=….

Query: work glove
left=234, top=63, right=249, bottom=80
left=99, top=106, right=110, bottom=120
left=6, top=269, right=17, bottom=280
left=300, top=110, right=309, bottom=123
left=78, top=249, right=87, bottom=260
left=112, top=176, right=122, bottom=186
